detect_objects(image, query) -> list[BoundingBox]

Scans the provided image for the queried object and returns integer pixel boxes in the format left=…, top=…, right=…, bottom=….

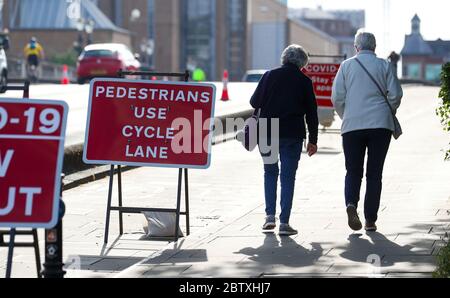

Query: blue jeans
left=343, top=129, right=392, bottom=223
left=260, top=139, right=303, bottom=224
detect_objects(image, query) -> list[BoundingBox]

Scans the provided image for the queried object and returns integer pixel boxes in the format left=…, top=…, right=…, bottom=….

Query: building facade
left=289, top=7, right=365, bottom=59
left=401, top=15, right=450, bottom=82
left=1, top=0, right=131, bottom=59
left=1, top=0, right=352, bottom=82
left=288, top=19, right=340, bottom=61
left=247, top=0, right=288, bottom=71
left=97, top=0, right=150, bottom=60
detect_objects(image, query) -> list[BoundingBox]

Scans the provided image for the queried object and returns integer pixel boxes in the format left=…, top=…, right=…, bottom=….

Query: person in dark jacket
left=250, top=44, right=319, bottom=236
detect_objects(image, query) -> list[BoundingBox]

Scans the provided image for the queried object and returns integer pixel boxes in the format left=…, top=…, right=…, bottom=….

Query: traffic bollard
left=42, top=175, right=66, bottom=278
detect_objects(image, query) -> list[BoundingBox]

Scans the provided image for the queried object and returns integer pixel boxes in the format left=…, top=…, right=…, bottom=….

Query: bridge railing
left=7, top=57, right=77, bottom=83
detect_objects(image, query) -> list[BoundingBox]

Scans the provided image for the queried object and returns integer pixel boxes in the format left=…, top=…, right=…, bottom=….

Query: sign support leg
left=32, top=229, right=42, bottom=278
left=104, top=165, right=115, bottom=244
left=5, top=229, right=16, bottom=278
left=118, top=165, right=124, bottom=236
left=184, top=169, right=190, bottom=236
left=174, top=169, right=183, bottom=242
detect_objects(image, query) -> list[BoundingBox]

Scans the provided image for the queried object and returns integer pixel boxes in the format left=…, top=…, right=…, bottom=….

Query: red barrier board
left=84, top=78, right=216, bottom=169
left=302, top=63, right=341, bottom=108
left=0, top=99, right=68, bottom=228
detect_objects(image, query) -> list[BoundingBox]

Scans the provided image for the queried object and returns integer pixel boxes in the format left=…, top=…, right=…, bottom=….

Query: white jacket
left=332, top=51, right=403, bottom=135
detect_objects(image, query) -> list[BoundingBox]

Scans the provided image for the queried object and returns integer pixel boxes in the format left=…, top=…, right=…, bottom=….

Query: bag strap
left=354, top=58, right=396, bottom=118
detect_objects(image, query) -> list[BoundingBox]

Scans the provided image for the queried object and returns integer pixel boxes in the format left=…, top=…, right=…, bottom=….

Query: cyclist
left=23, top=37, right=45, bottom=82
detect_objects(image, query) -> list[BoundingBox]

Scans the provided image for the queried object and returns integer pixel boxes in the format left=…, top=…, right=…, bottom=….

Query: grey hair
left=281, top=44, right=309, bottom=68
left=354, top=29, right=377, bottom=51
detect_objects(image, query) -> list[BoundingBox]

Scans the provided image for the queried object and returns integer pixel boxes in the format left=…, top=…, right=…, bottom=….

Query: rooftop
left=9, top=0, right=127, bottom=33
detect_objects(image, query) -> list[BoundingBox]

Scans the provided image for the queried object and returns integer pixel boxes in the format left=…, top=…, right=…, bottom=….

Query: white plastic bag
left=142, top=212, right=184, bottom=238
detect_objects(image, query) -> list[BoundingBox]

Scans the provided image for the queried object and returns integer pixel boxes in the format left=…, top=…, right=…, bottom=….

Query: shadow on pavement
left=235, top=234, right=324, bottom=268
left=339, top=233, right=414, bottom=267
left=64, top=255, right=145, bottom=272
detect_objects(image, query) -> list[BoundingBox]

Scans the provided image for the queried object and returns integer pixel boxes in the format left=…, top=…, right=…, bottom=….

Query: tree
left=437, top=63, right=450, bottom=160
left=434, top=63, right=450, bottom=278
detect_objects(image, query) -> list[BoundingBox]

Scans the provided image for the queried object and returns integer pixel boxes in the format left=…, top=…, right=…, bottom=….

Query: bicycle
left=26, top=62, right=39, bottom=83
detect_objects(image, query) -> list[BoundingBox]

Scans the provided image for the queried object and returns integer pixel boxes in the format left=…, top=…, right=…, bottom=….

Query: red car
left=76, top=43, right=141, bottom=84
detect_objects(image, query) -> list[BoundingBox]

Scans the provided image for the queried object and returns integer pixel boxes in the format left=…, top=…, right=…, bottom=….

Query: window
left=407, top=63, right=421, bottom=79
left=425, top=64, right=442, bottom=81
left=82, top=50, right=114, bottom=58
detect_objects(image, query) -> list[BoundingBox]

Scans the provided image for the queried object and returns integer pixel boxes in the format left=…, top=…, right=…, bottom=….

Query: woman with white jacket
left=332, top=30, right=403, bottom=232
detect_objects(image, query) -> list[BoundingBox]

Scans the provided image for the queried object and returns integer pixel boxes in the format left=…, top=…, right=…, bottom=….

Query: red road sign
left=0, top=99, right=68, bottom=228
left=84, top=78, right=216, bottom=169
left=302, top=63, right=341, bottom=108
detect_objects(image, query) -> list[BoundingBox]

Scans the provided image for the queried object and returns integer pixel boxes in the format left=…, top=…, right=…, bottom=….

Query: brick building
left=0, top=0, right=347, bottom=81
left=1, top=0, right=131, bottom=59
left=401, top=14, right=450, bottom=82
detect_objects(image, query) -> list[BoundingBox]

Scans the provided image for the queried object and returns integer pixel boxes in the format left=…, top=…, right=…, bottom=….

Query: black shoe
left=365, top=222, right=378, bottom=232
left=262, top=216, right=276, bottom=232
left=279, top=224, right=298, bottom=236
left=346, top=205, right=363, bottom=231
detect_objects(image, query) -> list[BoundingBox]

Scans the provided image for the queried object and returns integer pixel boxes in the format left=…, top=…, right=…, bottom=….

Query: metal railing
left=7, top=57, right=76, bottom=83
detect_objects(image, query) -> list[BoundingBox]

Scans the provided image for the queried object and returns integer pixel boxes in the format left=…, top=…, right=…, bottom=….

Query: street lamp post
left=74, top=18, right=95, bottom=53
left=140, top=39, right=154, bottom=67
left=74, top=19, right=84, bottom=55
left=85, top=20, right=95, bottom=45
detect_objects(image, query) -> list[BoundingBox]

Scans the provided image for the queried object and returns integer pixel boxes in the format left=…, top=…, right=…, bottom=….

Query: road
left=1, top=81, right=338, bottom=147
left=0, top=82, right=258, bottom=147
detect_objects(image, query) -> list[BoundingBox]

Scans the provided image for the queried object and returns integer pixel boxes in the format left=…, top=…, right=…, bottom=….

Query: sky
left=288, top=0, right=450, bottom=57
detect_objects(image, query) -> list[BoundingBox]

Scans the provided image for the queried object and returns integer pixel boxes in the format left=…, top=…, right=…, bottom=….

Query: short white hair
left=354, top=29, right=377, bottom=51
left=281, top=44, right=309, bottom=68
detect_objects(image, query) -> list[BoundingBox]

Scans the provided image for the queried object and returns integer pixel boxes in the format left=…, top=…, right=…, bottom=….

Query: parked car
left=76, top=43, right=141, bottom=84
left=242, top=69, right=267, bottom=83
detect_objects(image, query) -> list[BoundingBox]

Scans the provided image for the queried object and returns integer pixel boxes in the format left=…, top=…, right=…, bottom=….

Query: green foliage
left=437, top=63, right=450, bottom=160
left=434, top=241, right=450, bottom=278
left=50, top=50, right=79, bottom=67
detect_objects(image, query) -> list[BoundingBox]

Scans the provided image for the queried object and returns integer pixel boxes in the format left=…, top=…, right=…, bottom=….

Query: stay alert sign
left=0, top=99, right=68, bottom=228
left=302, top=63, right=341, bottom=108
left=83, top=78, right=216, bottom=169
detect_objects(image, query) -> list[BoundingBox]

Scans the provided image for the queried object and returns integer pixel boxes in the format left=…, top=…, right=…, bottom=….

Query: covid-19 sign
left=302, top=63, right=341, bottom=108
left=0, top=99, right=68, bottom=228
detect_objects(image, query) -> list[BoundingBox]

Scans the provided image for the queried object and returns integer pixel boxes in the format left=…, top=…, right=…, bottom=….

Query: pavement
left=1, top=85, right=449, bottom=278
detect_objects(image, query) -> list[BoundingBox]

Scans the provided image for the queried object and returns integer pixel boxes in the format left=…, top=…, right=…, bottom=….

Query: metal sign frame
left=100, top=70, right=196, bottom=244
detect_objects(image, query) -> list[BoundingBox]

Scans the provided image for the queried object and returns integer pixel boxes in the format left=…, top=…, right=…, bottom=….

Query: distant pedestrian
left=388, top=51, right=400, bottom=78
left=192, top=68, right=206, bottom=82
left=332, top=30, right=403, bottom=232
left=250, top=44, right=319, bottom=236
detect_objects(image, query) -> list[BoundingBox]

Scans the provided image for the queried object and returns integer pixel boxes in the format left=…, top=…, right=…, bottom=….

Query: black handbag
left=236, top=108, right=260, bottom=152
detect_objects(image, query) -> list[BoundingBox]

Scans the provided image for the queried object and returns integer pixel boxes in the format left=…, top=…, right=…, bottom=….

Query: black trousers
left=343, top=129, right=392, bottom=223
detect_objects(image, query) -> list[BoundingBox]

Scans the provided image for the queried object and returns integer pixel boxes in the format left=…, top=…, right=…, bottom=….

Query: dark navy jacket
left=250, top=63, right=319, bottom=145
